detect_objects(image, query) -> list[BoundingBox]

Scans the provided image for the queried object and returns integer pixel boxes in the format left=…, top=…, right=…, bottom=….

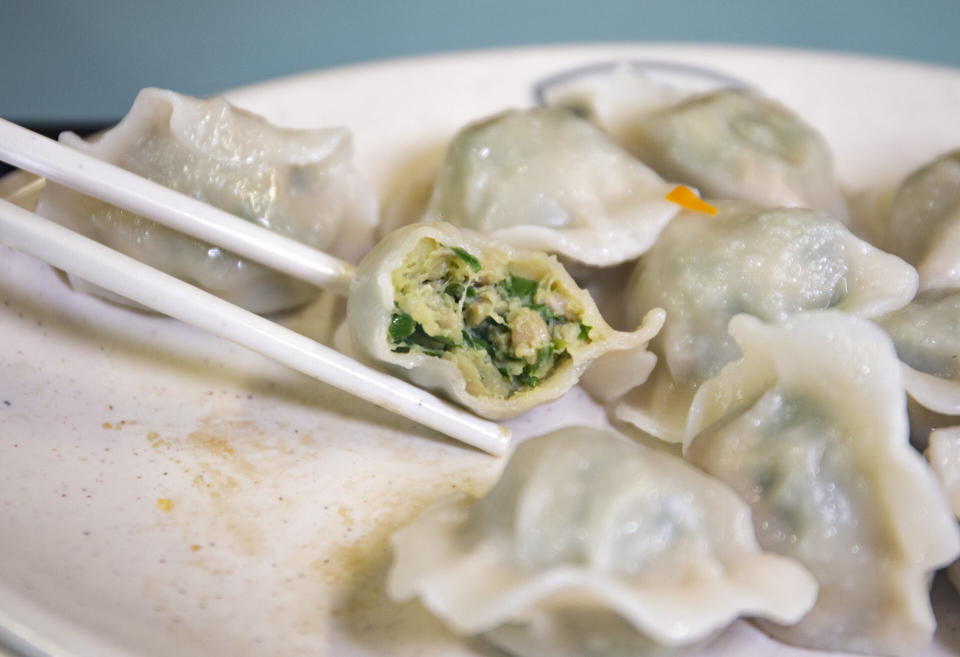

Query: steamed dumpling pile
left=379, top=69, right=960, bottom=657
left=359, top=62, right=960, bottom=657
left=389, top=426, right=818, bottom=657
left=41, top=77, right=960, bottom=657
left=36, top=87, right=379, bottom=314
left=389, top=318, right=960, bottom=657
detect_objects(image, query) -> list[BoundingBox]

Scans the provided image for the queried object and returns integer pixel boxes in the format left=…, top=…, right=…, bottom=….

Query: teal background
left=3, top=0, right=960, bottom=121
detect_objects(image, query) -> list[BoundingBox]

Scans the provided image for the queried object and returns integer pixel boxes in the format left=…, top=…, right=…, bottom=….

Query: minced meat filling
left=389, top=239, right=592, bottom=397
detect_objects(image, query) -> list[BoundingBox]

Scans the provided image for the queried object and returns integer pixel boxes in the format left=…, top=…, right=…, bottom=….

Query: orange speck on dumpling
left=666, top=185, right=718, bottom=215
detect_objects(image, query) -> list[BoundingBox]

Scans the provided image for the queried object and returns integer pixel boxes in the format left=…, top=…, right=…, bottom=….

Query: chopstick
left=0, top=118, right=511, bottom=452
left=0, top=118, right=355, bottom=296
left=0, top=197, right=509, bottom=455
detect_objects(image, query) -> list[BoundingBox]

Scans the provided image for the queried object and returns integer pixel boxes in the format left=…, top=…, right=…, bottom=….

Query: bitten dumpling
left=614, top=202, right=918, bottom=442
left=420, top=108, right=681, bottom=267
left=856, top=150, right=960, bottom=292
left=684, top=312, right=960, bottom=657
left=617, top=89, right=849, bottom=221
left=344, top=223, right=664, bottom=419
left=388, top=427, right=818, bottom=657
left=36, top=87, right=379, bottom=313
left=877, top=289, right=960, bottom=417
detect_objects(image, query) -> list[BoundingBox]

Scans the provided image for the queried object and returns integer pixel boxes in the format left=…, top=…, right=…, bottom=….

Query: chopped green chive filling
left=388, top=241, right=593, bottom=397
left=503, top=275, right=539, bottom=298
left=389, top=312, right=416, bottom=341
left=445, top=283, right=465, bottom=299
left=451, top=246, right=482, bottom=272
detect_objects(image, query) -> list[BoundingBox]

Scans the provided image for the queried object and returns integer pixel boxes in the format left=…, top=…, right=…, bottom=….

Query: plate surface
left=4, top=44, right=960, bottom=657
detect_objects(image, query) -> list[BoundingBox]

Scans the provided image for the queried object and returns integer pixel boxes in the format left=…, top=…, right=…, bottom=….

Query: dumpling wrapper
left=877, top=289, right=960, bottom=419
left=536, top=60, right=739, bottom=142
left=36, top=87, right=379, bottom=314
left=624, top=89, right=849, bottom=221
left=928, top=427, right=960, bottom=518
left=855, top=150, right=960, bottom=293
left=420, top=107, right=681, bottom=267
left=927, top=428, right=960, bottom=593
left=685, top=312, right=960, bottom=657
left=345, top=223, right=664, bottom=420
left=388, top=426, right=818, bottom=657
left=612, top=202, right=918, bottom=442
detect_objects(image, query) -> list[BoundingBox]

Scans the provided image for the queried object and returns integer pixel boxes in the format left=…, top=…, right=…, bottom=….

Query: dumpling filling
left=388, top=238, right=592, bottom=398
left=347, top=222, right=665, bottom=419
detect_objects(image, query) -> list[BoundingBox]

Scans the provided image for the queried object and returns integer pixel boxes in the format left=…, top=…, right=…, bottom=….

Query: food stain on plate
left=301, top=467, right=495, bottom=648
left=141, top=410, right=500, bottom=649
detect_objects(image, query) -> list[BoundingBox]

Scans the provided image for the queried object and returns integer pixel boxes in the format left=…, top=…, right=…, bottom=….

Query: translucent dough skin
left=928, top=427, right=960, bottom=595
left=877, top=290, right=960, bottom=420
left=346, top=222, right=664, bottom=420
left=422, top=108, right=680, bottom=267
left=928, top=427, right=960, bottom=518
left=685, top=313, right=960, bottom=657
left=36, top=88, right=378, bottom=313
left=617, top=202, right=918, bottom=442
left=388, top=428, right=817, bottom=657
left=626, top=89, right=849, bottom=222
left=884, top=150, right=960, bottom=291
left=879, top=290, right=960, bottom=380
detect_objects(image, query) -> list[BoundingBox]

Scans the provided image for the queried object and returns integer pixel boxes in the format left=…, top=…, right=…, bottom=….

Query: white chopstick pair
left=0, top=117, right=510, bottom=456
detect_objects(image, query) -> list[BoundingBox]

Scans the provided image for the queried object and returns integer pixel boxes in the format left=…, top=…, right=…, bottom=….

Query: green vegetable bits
left=387, top=243, right=592, bottom=396
left=451, top=246, right=482, bottom=272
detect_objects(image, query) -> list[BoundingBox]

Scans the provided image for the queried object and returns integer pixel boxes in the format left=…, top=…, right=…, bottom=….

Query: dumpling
left=622, top=89, right=849, bottom=221
left=613, top=201, right=917, bottom=442
left=549, top=84, right=848, bottom=221
left=343, top=222, right=664, bottom=420
left=388, top=426, right=818, bottom=657
left=35, top=87, right=379, bottom=314
left=857, top=150, right=960, bottom=292
left=419, top=107, right=681, bottom=267
left=684, top=312, right=960, bottom=657
left=876, top=289, right=960, bottom=420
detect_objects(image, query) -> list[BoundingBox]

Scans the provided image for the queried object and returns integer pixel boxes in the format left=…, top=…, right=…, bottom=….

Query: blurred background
left=3, top=0, right=960, bottom=123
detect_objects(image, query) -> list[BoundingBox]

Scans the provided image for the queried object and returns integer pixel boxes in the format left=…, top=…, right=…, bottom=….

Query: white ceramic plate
left=3, top=44, right=960, bottom=657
